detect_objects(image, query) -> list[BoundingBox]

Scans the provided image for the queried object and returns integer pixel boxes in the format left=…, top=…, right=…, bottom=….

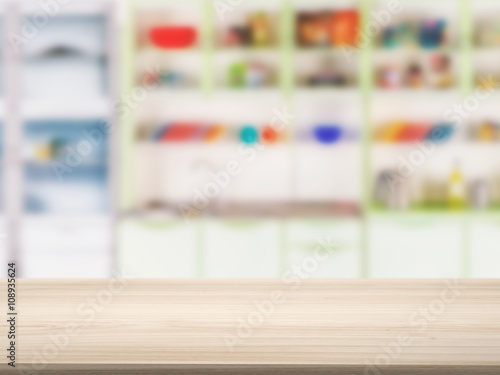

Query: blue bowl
left=313, top=125, right=343, bottom=144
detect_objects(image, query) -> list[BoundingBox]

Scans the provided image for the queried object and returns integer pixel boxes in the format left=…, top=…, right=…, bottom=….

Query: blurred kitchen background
left=1, top=0, right=500, bottom=278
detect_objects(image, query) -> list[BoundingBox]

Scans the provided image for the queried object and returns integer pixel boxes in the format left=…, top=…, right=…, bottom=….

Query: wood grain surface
left=0, top=279, right=499, bottom=374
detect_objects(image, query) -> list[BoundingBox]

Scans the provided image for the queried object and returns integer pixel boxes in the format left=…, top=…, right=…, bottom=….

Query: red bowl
left=149, top=26, right=197, bottom=49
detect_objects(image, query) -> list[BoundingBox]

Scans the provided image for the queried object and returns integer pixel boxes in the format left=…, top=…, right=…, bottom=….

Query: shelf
left=368, top=209, right=468, bottom=220
left=295, top=46, right=360, bottom=52
left=472, top=46, right=500, bottom=52
left=215, top=47, right=280, bottom=53
left=23, top=213, right=111, bottom=222
left=373, top=46, right=457, bottom=54
left=369, top=207, right=500, bottom=219
left=212, top=88, right=283, bottom=96
left=135, top=140, right=292, bottom=147
left=371, top=141, right=500, bottom=150
left=127, top=201, right=362, bottom=220
left=22, top=98, right=110, bottom=120
left=23, top=54, right=106, bottom=63
left=21, top=2, right=112, bottom=16
left=372, top=88, right=460, bottom=96
left=143, top=88, right=204, bottom=99
left=371, top=140, right=461, bottom=146
left=294, top=87, right=360, bottom=95
left=136, top=47, right=201, bottom=58
left=25, top=160, right=107, bottom=169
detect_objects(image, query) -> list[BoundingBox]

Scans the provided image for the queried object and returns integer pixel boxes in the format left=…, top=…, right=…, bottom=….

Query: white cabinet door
left=285, top=219, right=361, bottom=278
left=470, top=218, right=500, bottom=278
left=119, top=219, right=197, bottom=278
left=20, top=217, right=111, bottom=278
left=203, top=220, right=280, bottom=278
left=368, top=216, right=462, bottom=278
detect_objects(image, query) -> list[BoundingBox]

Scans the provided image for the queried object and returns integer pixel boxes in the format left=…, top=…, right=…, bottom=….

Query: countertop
left=1, top=279, right=499, bottom=374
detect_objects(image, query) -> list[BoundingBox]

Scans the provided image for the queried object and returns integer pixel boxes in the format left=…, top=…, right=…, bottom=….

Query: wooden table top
left=1, top=279, right=499, bottom=374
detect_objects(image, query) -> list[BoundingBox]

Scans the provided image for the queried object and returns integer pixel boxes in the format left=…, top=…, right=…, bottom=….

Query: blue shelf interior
left=23, top=120, right=109, bottom=214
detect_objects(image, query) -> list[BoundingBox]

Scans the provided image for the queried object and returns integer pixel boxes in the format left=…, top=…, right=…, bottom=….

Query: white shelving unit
left=119, top=0, right=364, bottom=279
